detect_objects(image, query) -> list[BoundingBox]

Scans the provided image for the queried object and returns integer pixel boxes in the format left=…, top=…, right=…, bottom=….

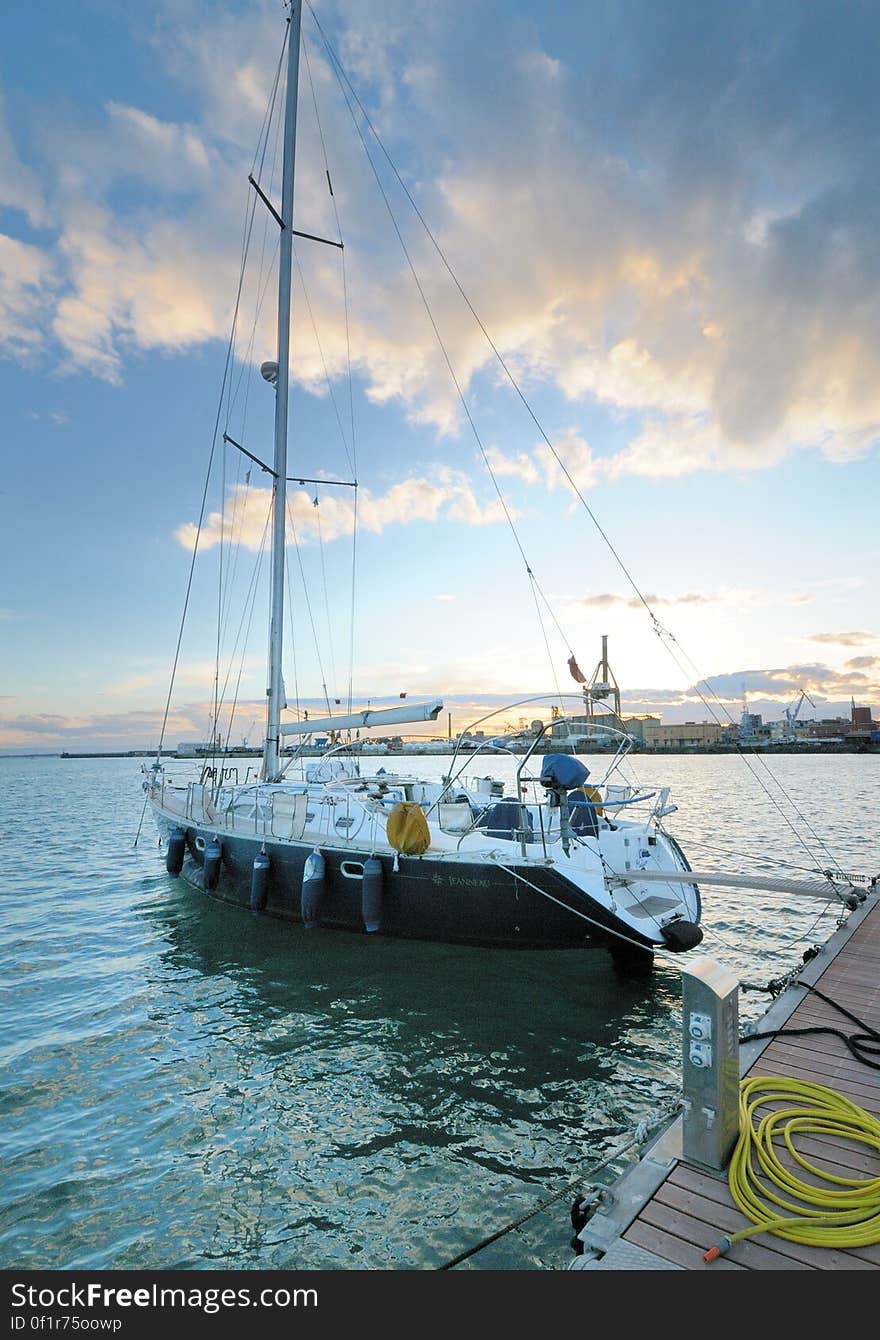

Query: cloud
left=576, top=591, right=713, bottom=611
left=604, top=415, right=764, bottom=480
left=0, top=92, right=45, bottom=226
left=3, top=650, right=878, bottom=751
left=694, top=661, right=880, bottom=703
left=99, top=657, right=250, bottom=698
left=50, top=200, right=241, bottom=382
left=0, top=233, right=56, bottom=360
left=618, top=655, right=880, bottom=722
left=0, top=1, right=878, bottom=474
left=0, top=713, right=72, bottom=736
left=534, top=428, right=599, bottom=496
left=101, top=674, right=165, bottom=699
left=805, top=576, right=866, bottom=593
left=807, top=630, right=875, bottom=648
left=176, top=469, right=510, bottom=551
left=561, top=586, right=811, bottom=613
left=25, top=408, right=69, bottom=425
left=483, top=431, right=601, bottom=500
left=357, top=1, right=880, bottom=465
left=104, top=102, right=211, bottom=180
left=483, top=446, right=539, bottom=484
left=0, top=697, right=260, bottom=751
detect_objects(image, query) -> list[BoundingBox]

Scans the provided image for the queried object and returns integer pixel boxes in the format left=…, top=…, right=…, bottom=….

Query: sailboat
left=142, top=2, right=868, bottom=969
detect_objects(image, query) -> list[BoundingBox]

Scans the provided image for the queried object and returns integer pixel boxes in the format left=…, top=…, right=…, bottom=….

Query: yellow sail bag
left=386, top=801, right=431, bottom=855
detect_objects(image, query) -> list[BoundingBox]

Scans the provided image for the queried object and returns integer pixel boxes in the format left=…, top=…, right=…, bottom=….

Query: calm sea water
left=1, top=751, right=877, bottom=1271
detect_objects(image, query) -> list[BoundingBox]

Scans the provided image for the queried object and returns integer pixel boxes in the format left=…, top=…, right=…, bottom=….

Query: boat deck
left=573, top=888, right=880, bottom=1271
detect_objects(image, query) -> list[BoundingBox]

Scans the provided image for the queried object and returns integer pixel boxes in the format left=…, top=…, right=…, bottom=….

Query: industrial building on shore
left=549, top=637, right=878, bottom=752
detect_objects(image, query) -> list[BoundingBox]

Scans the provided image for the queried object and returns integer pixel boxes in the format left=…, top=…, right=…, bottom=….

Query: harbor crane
left=783, top=689, right=815, bottom=743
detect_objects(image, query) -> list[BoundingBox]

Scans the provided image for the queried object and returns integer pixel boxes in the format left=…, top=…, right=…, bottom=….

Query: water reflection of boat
left=133, top=880, right=685, bottom=1269
left=143, top=880, right=680, bottom=1079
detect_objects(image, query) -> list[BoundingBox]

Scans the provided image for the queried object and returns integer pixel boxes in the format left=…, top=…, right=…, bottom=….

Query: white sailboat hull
left=145, top=767, right=703, bottom=959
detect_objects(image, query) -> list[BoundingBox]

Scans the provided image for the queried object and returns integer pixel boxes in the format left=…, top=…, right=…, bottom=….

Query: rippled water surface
left=1, top=752, right=877, bottom=1270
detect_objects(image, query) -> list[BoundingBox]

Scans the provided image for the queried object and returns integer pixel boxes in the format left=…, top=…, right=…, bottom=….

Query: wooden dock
left=571, top=888, right=880, bottom=1271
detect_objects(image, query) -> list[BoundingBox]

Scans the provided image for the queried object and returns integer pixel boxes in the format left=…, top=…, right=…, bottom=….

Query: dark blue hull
left=156, top=816, right=655, bottom=953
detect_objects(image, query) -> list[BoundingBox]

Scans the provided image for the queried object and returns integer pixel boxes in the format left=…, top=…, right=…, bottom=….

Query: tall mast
left=264, top=1, right=303, bottom=782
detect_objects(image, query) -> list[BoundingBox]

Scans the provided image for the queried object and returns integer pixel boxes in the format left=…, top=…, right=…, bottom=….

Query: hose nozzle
left=703, top=1236, right=731, bottom=1263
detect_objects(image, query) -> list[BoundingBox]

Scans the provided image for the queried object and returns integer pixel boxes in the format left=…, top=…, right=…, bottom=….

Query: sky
left=1, top=0, right=878, bottom=752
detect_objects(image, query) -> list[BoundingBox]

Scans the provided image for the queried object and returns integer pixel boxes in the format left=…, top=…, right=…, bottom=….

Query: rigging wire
left=291, top=248, right=354, bottom=467
left=217, top=246, right=282, bottom=668
left=226, top=31, right=286, bottom=437
left=216, top=459, right=258, bottom=713
left=784, top=899, right=842, bottom=946
left=286, top=245, right=359, bottom=705
left=217, top=506, right=273, bottom=753
left=218, top=53, right=286, bottom=657
left=285, top=498, right=334, bottom=715
left=321, top=36, right=577, bottom=715
left=154, top=198, right=260, bottom=760
left=222, top=547, right=270, bottom=759
left=345, top=485, right=359, bottom=715
left=306, top=1, right=841, bottom=873
left=227, top=69, right=285, bottom=425
left=436, top=1096, right=682, bottom=1270
left=153, top=22, right=289, bottom=769
left=284, top=537, right=303, bottom=727
left=302, top=32, right=360, bottom=714
left=210, top=376, right=228, bottom=765
left=655, top=631, right=841, bottom=871
left=678, top=833, right=846, bottom=880
left=306, top=1, right=659, bottom=619
left=311, top=495, right=339, bottom=702
left=301, top=33, right=357, bottom=463
left=671, top=835, right=851, bottom=945
left=526, top=572, right=567, bottom=717
left=654, top=627, right=841, bottom=869
left=306, top=1, right=581, bottom=674
left=212, top=38, right=287, bottom=769
left=204, top=21, right=359, bottom=754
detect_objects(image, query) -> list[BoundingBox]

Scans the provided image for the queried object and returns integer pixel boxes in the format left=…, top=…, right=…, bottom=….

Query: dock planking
left=573, top=888, right=880, bottom=1271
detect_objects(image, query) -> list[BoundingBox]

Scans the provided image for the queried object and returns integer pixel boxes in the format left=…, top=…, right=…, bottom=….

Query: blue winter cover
left=540, top=754, right=590, bottom=790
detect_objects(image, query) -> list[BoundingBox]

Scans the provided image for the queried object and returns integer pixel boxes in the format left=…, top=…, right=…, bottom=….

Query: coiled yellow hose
left=704, top=1075, right=880, bottom=1262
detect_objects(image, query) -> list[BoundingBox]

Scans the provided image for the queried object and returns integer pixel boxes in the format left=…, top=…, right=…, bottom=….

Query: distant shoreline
left=0, top=741, right=875, bottom=761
